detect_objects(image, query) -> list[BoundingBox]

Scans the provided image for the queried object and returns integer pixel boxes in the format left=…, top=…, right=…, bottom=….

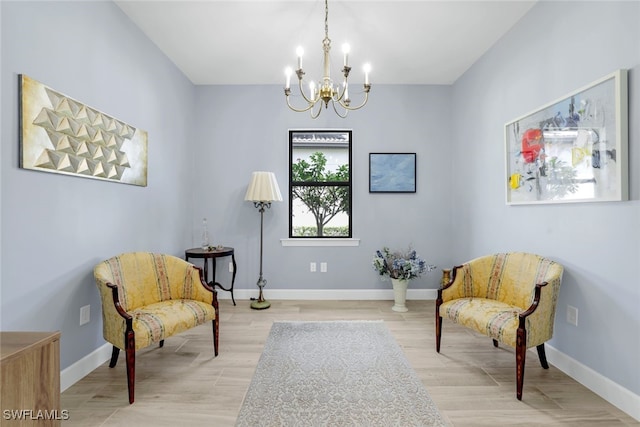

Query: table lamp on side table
left=244, top=171, right=282, bottom=310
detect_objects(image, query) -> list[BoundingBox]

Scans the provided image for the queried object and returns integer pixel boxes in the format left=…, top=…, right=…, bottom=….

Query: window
left=289, top=130, right=352, bottom=238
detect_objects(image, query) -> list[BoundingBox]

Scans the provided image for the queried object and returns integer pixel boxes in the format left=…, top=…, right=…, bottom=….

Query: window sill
left=280, top=238, right=361, bottom=247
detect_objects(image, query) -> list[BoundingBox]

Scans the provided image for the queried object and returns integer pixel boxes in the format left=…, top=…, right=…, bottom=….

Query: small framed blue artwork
left=369, top=153, right=416, bottom=193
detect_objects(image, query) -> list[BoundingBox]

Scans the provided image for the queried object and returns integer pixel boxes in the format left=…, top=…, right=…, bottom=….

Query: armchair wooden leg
left=536, top=343, right=549, bottom=369
left=435, top=297, right=443, bottom=353
left=435, top=316, right=443, bottom=352
left=159, top=340, right=164, bottom=348
left=109, top=346, right=120, bottom=368
left=212, top=319, right=219, bottom=357
left=493, top=339, right=499, bottom=348
left=515, top=327, right=527, bottom=401
left=124, top=330, right=136, bottom=404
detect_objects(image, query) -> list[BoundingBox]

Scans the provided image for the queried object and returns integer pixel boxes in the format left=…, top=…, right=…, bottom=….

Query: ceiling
left=114, top=0, right=537, bottom=86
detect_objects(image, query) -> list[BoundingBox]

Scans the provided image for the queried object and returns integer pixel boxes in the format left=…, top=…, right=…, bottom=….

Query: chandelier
left=284, top=0, right=371, bottom=119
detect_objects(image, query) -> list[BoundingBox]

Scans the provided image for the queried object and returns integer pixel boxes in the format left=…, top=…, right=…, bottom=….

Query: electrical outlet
left=320, top=262, right=327, bottom=273
left=228, top=261, right=234, bottom=272
left=80, top=305, right=90, bottom=326
left=310, top=262, right=317, bottom=272
left=567, top=305, right=578, bottom=326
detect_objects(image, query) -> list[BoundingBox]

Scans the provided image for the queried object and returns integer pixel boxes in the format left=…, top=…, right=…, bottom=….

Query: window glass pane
left=292, top=148, right=349, bottom=181
left=292, top=132, right=349, bottom=183
left=289, top=130, right=352, bottom=238
left=291, top=186, right=350, bottom=237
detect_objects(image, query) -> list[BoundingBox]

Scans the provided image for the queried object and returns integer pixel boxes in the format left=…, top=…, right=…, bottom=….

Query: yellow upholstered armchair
left=435, top=252, right=563, bottom=400
left=94, top=252, right=219, bottom=403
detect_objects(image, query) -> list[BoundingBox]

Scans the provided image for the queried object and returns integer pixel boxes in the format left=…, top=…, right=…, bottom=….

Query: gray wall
left=191, top=84, right=453, bottom=293
left=450, top=1, right=640, bottom=395
left=1, top=1, right=195, bottom=368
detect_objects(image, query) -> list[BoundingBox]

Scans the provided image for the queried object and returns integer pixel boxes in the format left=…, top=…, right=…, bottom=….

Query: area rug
left=235, top=320, right=448, bottom=427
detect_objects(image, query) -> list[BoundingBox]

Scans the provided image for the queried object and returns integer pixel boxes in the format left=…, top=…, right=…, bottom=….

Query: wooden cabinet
left=1, top=332, right=62, bottom=426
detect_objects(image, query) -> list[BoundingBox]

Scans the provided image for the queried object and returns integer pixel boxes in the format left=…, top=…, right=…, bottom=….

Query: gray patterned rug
left=235, top=320, right=449, bottom=427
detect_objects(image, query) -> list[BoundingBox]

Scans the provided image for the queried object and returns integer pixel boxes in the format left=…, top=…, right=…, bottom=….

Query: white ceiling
left=115, top=0, right=537, bottom=85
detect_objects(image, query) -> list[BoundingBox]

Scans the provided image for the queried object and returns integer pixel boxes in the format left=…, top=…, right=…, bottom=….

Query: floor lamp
left=244, top=171, right=282, bottom=310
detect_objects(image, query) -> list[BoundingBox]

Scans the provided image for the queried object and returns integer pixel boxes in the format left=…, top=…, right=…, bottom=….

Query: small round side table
left=185, top=247, right=236, bottom=306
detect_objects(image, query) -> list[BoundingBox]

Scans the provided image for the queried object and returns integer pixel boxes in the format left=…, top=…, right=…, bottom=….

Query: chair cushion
left=129, top=299, right=216, bottom=350
left=440, top=298, right=529, bottom=348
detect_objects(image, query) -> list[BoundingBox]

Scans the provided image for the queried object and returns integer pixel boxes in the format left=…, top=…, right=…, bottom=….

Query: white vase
left=391, top=278, right=409, bottom=312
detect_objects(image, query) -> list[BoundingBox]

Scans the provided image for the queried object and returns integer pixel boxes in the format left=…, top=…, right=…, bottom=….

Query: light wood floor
left=61, top=300, right=638, bottom=426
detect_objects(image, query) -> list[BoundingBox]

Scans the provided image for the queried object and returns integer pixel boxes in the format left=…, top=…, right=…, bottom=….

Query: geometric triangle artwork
left=20, top=74, right=148, bottom=186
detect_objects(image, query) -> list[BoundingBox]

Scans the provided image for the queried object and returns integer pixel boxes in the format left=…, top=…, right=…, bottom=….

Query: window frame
left=288, top=129, right=353, bottom=239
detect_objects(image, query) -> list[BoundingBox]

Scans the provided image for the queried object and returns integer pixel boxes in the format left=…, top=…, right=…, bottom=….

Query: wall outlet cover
left=567, top=305, right=578, bottom=326
left=80, top=305, right=90, bottom=326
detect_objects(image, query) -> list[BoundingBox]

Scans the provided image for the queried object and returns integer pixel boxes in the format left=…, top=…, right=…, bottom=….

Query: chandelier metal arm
left=296, top=69, right=316, bottom=105
left=284, top=91, right=314, bottom=113
left=337, top=84, right=371, bottom=111
left=310, top=102, right=323, bottom=119
left=331, top=99, right=349, bottom=118
left=283, top=75, right=318, bottom=112
left=333, top=67, right=351, bottom=104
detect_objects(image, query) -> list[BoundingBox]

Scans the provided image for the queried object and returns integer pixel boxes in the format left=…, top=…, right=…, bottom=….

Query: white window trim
left=281, top=238, right=360, bottom=247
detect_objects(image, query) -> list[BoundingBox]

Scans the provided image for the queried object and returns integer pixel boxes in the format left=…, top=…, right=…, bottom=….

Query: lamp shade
left=244, top=171, right=283, bottom=202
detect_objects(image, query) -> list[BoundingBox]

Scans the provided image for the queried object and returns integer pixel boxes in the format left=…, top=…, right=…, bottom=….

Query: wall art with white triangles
left=19, top=74, right=148, bottom=186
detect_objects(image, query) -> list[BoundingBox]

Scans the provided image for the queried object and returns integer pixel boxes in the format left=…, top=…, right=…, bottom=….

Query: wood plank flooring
left=61, top=300, right=639, bottom=426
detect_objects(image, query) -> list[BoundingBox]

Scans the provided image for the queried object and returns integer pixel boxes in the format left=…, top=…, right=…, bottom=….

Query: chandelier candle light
left=284, top=0, right=371, bottom=118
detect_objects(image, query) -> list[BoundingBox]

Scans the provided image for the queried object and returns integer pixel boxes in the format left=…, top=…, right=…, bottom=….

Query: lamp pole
left=252, top=201, right=271, bottom=310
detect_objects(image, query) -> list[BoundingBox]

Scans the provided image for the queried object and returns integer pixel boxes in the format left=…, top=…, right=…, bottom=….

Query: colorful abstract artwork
left=19, top=75, right=148, bottom=186
left=505, top=70, right=627, bottom=204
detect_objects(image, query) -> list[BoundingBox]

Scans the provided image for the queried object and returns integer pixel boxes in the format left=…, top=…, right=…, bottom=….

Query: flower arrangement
left=372, top=247, right=436, bottom=281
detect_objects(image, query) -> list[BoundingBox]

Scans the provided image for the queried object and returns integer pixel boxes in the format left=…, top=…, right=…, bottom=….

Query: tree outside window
left=289, top=130, right=352, bottom=237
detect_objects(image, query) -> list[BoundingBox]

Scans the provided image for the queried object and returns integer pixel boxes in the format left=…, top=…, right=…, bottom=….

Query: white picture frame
left=505, top=69, right=628, bottom=205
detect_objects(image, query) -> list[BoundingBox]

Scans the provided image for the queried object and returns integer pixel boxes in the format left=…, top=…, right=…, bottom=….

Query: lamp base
left=251, top=282, right=270, bottom=310
left=250, top=299, right=271, bottom=310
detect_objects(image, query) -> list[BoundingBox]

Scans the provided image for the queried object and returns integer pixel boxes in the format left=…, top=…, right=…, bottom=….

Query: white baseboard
left=59, top=291, right=639, bottom=422
left=220, top=288, right=440, bottom=301
left=60, top=342, right=111, bottom=392
left=545, top=344, right=640, bottom=421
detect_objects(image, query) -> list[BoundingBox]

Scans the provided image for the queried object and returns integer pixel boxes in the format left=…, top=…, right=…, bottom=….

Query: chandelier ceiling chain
left=284, top=0, right=371, bottom=119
